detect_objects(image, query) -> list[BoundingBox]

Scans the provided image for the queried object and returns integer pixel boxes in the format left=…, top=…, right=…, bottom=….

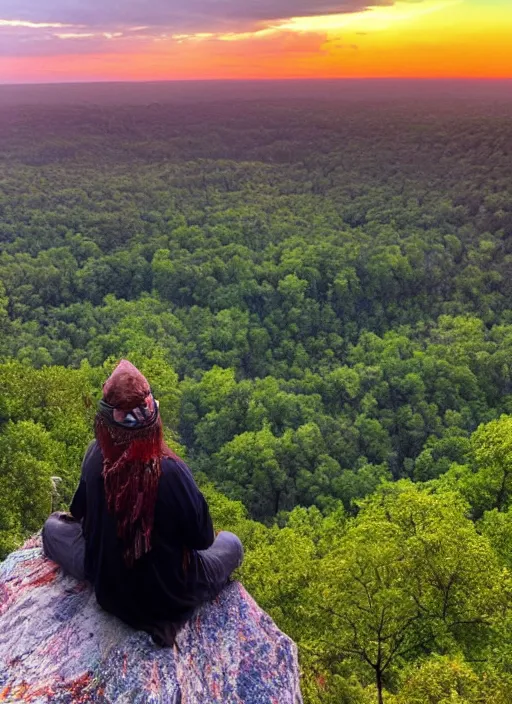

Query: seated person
left=42, top=360, right=243, bottom=645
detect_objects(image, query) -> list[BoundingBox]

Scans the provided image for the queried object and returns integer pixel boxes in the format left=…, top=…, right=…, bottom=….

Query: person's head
left=95, top=359, right=175, bottom=566
left=99, top=359, right=159, bottom=432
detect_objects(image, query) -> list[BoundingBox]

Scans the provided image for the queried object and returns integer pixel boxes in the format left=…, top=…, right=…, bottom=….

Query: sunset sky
left=0, top=0, right=510, bottom=83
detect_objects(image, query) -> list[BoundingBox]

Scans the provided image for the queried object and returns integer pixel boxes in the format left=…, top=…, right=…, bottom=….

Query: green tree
left=0, top=421, right=66, bottom=558
left=308, top=483, right=504, bottom=704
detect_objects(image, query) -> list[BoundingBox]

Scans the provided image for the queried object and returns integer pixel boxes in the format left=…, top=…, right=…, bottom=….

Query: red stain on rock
left=0, top=685, right=12, bottom=702
left=28, top=563, right=59, bottom=589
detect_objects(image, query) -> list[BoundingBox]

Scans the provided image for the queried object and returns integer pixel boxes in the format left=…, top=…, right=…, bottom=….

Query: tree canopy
left=2, top=92, right=512, bottom=702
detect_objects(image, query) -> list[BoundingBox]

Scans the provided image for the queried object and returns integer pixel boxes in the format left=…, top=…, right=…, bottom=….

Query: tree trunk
left=274, top=490, right=281, bottom=516
left=376, top=669, right=384, bottom=704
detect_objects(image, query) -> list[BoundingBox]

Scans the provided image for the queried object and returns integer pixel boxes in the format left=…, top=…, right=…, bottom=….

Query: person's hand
left=56, top=512, right=78, bottom=523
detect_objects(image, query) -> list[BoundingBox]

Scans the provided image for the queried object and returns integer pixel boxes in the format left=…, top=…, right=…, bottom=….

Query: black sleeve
left=70, top=480, right=86, bottom=520
left=69, top=440, right=96, bottom=520
left=160, top=457, right=215, bottom=550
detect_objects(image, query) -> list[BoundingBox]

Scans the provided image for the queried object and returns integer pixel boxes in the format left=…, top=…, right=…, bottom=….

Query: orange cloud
left=0, top=0, right=510, bottom=82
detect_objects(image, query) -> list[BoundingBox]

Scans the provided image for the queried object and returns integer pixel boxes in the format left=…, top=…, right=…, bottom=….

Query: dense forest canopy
left=1, top=85, right=512, bottom=702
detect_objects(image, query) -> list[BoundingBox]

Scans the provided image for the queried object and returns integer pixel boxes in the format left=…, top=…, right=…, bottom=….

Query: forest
left=1, top=88, right=512, bottom=702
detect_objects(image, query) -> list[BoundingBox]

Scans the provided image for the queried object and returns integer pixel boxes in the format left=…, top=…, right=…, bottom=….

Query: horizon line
left=1, top=77, right=512, bottom=89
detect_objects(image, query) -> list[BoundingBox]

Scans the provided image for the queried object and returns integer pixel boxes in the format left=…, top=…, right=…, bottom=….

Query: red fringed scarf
left=95, top=360, right=177, bottom=567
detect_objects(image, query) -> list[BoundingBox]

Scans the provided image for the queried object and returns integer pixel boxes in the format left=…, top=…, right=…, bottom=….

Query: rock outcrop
left=0, top=537, right=302, bottom=703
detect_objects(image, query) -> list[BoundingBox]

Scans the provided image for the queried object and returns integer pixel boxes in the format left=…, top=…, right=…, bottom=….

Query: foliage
left=2, top=94, right=512, bottom=702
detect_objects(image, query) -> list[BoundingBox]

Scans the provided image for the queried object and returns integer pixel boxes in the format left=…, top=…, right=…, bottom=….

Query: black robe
left=70, top=441, right=215, bottom=629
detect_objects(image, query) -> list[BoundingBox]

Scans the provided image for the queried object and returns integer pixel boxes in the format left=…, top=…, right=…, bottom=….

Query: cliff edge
left=0, top=536, right=302, bottom=703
